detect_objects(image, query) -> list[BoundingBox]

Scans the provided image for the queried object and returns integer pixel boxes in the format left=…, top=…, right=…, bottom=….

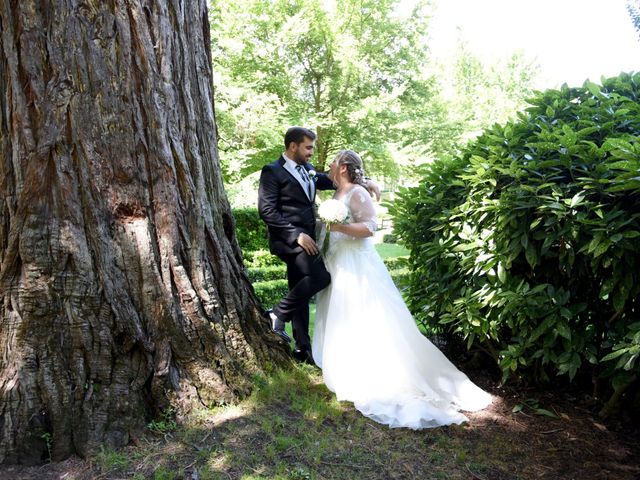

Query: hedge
left=252, top=267, right=410, bottom=309
left=233, top=208, right=269, bottom=253
left=248, top=265, right=287, bottom=282
left=253, top=279, right=289, bottom=309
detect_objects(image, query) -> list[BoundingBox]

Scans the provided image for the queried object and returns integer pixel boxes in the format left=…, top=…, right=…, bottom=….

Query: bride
left=312, top=150, right=492, bottom=429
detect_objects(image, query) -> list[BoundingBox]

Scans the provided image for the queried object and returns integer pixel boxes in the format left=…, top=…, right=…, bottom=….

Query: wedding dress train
left=312, top=186, right=492, bottom=429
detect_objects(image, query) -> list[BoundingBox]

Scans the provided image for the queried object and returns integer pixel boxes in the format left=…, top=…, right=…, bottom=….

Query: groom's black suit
left=258, top=156, right=333, bottom=351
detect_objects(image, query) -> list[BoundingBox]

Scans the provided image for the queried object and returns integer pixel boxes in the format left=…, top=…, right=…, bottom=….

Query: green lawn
left=374, top=242, right=409, bottom=259
left=55, top=363, right=634, bottom=480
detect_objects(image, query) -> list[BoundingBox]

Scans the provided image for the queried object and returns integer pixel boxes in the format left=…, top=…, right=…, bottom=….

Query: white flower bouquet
left=317, top=199, right=348, bottom=256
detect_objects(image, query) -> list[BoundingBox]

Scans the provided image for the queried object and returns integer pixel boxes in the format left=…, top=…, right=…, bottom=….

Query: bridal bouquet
left=317, top=199, right=348, bottom=256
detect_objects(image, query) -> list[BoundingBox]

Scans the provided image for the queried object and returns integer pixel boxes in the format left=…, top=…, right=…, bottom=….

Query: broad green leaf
left=569, top=191, right=586, bottom=208
left=556, top=322, right=571, bottom=340
left=585, top=80, right=601, bottom=96
left=533, top=408, right=558, bottom=418
left=525, top=242, right=538, bottom=268
left=601, top=349, right=628, bottom=362
left=497, top=262, right=506, bottom=283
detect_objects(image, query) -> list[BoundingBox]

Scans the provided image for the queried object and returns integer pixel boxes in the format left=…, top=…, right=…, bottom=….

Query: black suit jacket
left=258, top=156, right=334, bottom=257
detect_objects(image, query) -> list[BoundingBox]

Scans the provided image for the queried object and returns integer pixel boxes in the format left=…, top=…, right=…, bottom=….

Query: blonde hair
left=334, top=150, right=366, bottom=187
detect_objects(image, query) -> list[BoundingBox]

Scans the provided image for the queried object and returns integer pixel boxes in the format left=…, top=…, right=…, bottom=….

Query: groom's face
left=292, top=137, right=315, bottom=164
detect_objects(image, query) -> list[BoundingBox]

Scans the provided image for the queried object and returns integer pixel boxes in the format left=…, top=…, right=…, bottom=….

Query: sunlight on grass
left=56, top=363, right=569, bottom=480
left=374, top=243, right=409, bottom=259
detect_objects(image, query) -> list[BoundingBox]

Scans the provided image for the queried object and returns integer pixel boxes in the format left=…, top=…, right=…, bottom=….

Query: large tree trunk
left=0, top=0, right=289, bottom=464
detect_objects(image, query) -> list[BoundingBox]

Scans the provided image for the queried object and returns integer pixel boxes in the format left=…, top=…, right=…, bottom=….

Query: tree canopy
left=210, top=0, right=538, bottom=200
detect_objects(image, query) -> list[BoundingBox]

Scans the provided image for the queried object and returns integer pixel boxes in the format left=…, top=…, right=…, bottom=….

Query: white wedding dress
left=312, top=185, right=492, bottom=429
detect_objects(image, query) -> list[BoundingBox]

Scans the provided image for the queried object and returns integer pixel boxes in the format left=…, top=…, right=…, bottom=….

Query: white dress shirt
left=283, top=154, right=314, bottom=200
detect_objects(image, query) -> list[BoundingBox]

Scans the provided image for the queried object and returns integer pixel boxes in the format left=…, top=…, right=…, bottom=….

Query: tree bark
left=0, top=0, right=289, bottom=464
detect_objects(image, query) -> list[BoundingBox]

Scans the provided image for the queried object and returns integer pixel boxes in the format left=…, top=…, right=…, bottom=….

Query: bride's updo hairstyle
left=335, top=150, right=367, bottom=187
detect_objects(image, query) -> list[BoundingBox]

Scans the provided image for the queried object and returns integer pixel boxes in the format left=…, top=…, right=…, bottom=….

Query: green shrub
left=233, top=208, right=268, bottom=252
left=391, top=73, right=640, bottom=406
left=244, top=248, right=281, bottom=268
left=390, top=268, right=410, bottom=288
left=383, top=256, right=409, bottom=270
left=382, top=233, right=397, bottom=243
left=248, top=265, right=287, bottom=282
left=253, top=269, right=408, bottom=310
left=253, top=279, right=289, bottom=308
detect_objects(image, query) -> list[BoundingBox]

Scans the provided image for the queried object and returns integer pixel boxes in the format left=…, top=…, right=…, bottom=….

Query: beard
left=294, top=151, right=308, bottom=164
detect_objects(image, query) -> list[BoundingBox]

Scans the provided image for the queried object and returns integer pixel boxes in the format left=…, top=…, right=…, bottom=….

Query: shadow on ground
left=0, top=365, right=638, bottom=480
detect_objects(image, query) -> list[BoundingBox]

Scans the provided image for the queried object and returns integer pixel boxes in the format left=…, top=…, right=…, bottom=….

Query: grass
left=374, top=242, right=409, bottom=259
left=101, top=366, right=497, bottom=479
left=9, top=364, right=639, bottom=479
left=96, top=446, right=131, bottom=474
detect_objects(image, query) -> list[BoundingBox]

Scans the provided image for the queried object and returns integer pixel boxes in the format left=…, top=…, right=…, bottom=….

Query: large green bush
left=391, top=73, right=640, bottom=409
left=233, top=208, right=269, bottom=253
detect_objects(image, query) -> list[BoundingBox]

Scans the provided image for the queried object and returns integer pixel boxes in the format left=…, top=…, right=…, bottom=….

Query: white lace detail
left=345, top=186, right=377, bottom=234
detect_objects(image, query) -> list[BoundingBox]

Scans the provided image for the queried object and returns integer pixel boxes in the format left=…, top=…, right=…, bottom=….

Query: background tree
left=210, top=0, right=539, bottom=205
left=446, top=41, right=539, bottom=142
left=210, top=0, right=446, bottom=181
left=627, top=0, right=640, bottom=39
left=0, top=0, right=287, bottom=464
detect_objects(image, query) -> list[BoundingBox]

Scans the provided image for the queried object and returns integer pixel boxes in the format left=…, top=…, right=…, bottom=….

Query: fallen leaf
left=593, top=422, right=607, bottom=431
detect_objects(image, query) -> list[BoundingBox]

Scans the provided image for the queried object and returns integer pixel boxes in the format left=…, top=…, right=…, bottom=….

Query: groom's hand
left=365, top=179, right=381, bottom=201
left=297, top=233, right=319, bottom=256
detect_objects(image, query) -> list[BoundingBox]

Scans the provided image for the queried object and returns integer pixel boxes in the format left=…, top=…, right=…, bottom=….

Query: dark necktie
left=296, top=165, right=312, bottom=198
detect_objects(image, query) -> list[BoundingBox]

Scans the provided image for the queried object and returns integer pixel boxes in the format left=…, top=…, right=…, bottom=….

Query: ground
left=1, top=364, right=638, bottom=480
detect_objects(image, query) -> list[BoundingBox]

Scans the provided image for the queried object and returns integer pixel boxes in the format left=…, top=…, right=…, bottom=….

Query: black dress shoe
left=266, top=310, right=291, bottom=343
left=292, top=348, right=315, bottom=366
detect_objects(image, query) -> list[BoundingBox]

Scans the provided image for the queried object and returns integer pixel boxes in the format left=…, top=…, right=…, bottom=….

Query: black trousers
left=273, top=250, right=331, bottom=351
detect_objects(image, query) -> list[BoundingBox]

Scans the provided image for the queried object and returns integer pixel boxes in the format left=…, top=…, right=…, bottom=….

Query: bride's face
left=328, top=157, right=339, bottom=181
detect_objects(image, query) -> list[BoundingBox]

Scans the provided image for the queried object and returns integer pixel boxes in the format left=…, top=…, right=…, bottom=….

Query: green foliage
left=233, top=208, right=268, bottom=253
left=383, top=256, right=409, bottom=270
left=211, top=1, right=539, bottom=199
left=391, top=73, right=640, bottom=394
left=40, top=432, right=52, bottom=463
left=210, top=0, right=454, bottom=179
left=389, top=268, right=410, bottom=289
left=627, top=1, right=640, bottom=41
left=447, top=42, right=538, bottom=143
left=153, top=467, right=177, bottom=480
left=96, top=446, right=131, bottom=473
left=382, top=233, right=397, bottom=243
left=247, top=265, right=287, bottom=282
left=512, top=398, right=557, bottom=418
left=374, top=242, right=409, bottom=259
left=244, top=248, right=281, bottom=268
left=253, top=279, right=289, bottom=308
left=248, top=244, right=409, bottom=309
left=148, top=407, right=178, bottom=435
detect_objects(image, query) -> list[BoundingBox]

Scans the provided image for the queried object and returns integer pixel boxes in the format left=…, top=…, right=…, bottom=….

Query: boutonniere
left=308, top=169, right=317, bottom=182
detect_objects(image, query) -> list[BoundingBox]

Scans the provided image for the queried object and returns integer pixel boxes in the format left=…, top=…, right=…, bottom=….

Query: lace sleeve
left=349, top=186, right=377, bottom=234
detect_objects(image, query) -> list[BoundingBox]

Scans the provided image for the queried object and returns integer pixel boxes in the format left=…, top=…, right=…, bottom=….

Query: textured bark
left=0, top=0, right=289, bottom=464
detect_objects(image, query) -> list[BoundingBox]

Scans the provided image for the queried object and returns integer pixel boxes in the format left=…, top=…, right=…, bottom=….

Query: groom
left=258, top=127, right=380, bottom=364
left=258, top=127, right=333, bottom=364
